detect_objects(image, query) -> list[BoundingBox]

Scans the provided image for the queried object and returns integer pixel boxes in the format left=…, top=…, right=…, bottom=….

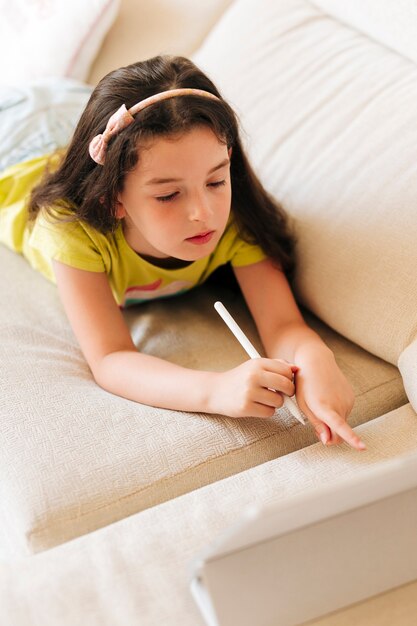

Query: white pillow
left=0, top=0, right=120, bottom=84
left=193, top=0, right=417, bottom=366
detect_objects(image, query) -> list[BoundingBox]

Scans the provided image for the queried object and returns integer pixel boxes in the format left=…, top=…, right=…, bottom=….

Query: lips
left=185, top=230, right=215, bottom=245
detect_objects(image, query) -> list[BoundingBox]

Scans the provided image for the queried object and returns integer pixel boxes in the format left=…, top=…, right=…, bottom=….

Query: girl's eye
left=156, top=180, right=226, bottom=202
left=208, top=180, right=226, bottom=189
left=156, top=192, right=179, bottom=203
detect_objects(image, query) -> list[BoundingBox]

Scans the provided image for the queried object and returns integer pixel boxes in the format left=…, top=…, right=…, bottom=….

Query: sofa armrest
left=0, top=405, right=416, bottom=626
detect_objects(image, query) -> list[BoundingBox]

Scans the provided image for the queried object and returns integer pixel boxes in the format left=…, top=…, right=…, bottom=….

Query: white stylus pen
left=214, top=301, right=305, bottom=425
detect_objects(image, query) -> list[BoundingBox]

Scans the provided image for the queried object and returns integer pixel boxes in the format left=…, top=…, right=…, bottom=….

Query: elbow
left=89, top=356, right=112, bottom=392
left=88, top=348, right=139, bottom=397
left=88, top=351, right=120, bottom=394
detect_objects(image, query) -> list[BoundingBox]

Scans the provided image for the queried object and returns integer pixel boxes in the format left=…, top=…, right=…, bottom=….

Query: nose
left=187, top=191, right=213, bottom=222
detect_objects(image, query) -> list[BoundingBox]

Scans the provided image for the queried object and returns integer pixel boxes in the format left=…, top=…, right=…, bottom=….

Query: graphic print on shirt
left=122, top=278, right=194, bottom=307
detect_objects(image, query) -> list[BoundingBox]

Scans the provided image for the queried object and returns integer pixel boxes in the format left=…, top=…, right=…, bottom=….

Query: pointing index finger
left=321, top=410, right=366, bottom=450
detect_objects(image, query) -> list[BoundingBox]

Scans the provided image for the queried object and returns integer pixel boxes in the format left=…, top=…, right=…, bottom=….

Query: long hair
left=29, top=55, right=296, bottom=276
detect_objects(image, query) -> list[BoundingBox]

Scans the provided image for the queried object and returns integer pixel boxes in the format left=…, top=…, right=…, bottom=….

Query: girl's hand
left=294, top=350, right=365, bottom=450
left=209, top=358, right=297, bottom=418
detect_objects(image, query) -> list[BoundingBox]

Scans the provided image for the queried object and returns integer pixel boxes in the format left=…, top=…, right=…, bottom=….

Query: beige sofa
left=0, top=0, right=416, bottom=624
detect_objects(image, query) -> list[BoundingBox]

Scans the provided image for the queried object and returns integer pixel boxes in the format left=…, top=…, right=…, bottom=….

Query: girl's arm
left=233, top=258, right=366, bottom=451
left=52, top=260, right=295, bottom=417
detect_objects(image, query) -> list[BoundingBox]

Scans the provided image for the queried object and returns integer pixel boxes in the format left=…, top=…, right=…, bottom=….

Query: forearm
left=93, top=350, right=217, bottom=412
left=234, top=261, right=361, bottom=446
left=262, top=320, right=335, bottom=365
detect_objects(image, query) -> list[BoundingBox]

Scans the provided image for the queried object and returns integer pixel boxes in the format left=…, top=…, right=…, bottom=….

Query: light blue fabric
left=0, top=78, right=92, bottom=172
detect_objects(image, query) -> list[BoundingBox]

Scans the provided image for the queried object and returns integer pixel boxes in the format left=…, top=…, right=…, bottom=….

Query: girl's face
left=116, top=126, right=232, bottom=262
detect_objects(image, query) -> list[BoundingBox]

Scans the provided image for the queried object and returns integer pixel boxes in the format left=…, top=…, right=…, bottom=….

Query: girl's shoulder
left=215, top=214, right=267, bottom=268
left=0, top=152, right=67, bottom=256
left=28, top=205, right=115, bottom=275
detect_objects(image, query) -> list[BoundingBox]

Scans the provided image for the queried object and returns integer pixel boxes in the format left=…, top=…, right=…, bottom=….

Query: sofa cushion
left=193, top=0, right=417, bottom=366
left=0, top=404, right=416, bottom=626
left=0, top=244, right=406, bottom=557
left=87, top=0, right=234, bottom=85
left=313, top=0, right=417, bottom=66
left=399, top=340, right=417, bottom=413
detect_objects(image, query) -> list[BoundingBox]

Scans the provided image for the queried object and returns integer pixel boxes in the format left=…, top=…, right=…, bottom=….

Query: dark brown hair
left=29, top=55, right=296, bottom=275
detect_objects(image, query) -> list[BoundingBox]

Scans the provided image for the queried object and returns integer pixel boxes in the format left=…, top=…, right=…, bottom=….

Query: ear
left=115, top=199, right=126, bottom=219
left=228, top=146, right=233, bottom=158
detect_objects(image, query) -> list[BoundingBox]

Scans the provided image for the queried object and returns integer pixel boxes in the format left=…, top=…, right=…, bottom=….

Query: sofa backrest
left=313, top=0, right=417, bottom=66
left=88, top=0, right=234, bottom=84
left=193, top=0, right=417, bottom=369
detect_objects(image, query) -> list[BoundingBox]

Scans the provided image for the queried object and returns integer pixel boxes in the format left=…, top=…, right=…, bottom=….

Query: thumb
left=297, top=398, right=331, bottom=444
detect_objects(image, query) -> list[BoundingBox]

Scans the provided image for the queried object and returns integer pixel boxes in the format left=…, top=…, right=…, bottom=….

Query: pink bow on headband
left=88, top=104, right=134, bottom=165
left=88, top=88, right=220, bottom=165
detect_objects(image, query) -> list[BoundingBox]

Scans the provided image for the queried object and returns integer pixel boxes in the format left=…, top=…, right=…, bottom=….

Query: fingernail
left=357, top=440, right=366, bottom=450
left=279, top=359, right=298, bottom=373
left=320, top=432, right=328, bottom=445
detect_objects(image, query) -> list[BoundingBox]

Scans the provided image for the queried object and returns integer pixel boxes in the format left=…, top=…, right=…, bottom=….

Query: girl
left=0, top=55, right=365, bottom=451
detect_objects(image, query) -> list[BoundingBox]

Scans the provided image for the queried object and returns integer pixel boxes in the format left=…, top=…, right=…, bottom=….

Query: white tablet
left=190, top=452, right=417, bottom=626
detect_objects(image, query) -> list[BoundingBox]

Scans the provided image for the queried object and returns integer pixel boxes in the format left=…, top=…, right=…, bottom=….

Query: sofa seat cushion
left=193, top=0, right=417, bottom=366
left=0, top=245, right=406, bottom=558
left=1, top=404, right=416, bottom=626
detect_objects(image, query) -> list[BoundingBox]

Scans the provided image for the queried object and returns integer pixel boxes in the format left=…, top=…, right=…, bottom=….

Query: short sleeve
left=230, top=238, right=267, bottom=267
left=27, top=209, right=105, bottom=276
left=219, top=219, right=267, bottom=268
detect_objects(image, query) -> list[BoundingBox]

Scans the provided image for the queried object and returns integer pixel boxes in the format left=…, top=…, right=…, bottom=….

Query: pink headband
left=88, top=88, right=220, bottom=165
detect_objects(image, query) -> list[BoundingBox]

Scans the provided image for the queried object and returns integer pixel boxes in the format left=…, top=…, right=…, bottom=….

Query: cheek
left=219, top=187, right=232, bottom=215
left=148, top=209, right=179, bottom=235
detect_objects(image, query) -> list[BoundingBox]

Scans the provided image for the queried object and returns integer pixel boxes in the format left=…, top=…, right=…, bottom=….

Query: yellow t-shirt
left=0, top=155, right=267, bottom=307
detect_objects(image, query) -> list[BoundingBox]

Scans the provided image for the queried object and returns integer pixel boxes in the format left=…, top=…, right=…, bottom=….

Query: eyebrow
left=145, top=158, right=230, bottom=186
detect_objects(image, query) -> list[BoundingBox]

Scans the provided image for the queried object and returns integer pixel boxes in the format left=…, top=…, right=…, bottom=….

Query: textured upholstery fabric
left=0, top=404, right=416, bottom=626
left=0, top=244, right=406, bottom=558
left=87, top=0, right=234, bottom=85
left=0, top=0, right=416, bottom=622
left=399, top=340, right=417, bottom=412
left=193, top=0, right=417, bottom=365
left=312, top=0, right=417, bottom=66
